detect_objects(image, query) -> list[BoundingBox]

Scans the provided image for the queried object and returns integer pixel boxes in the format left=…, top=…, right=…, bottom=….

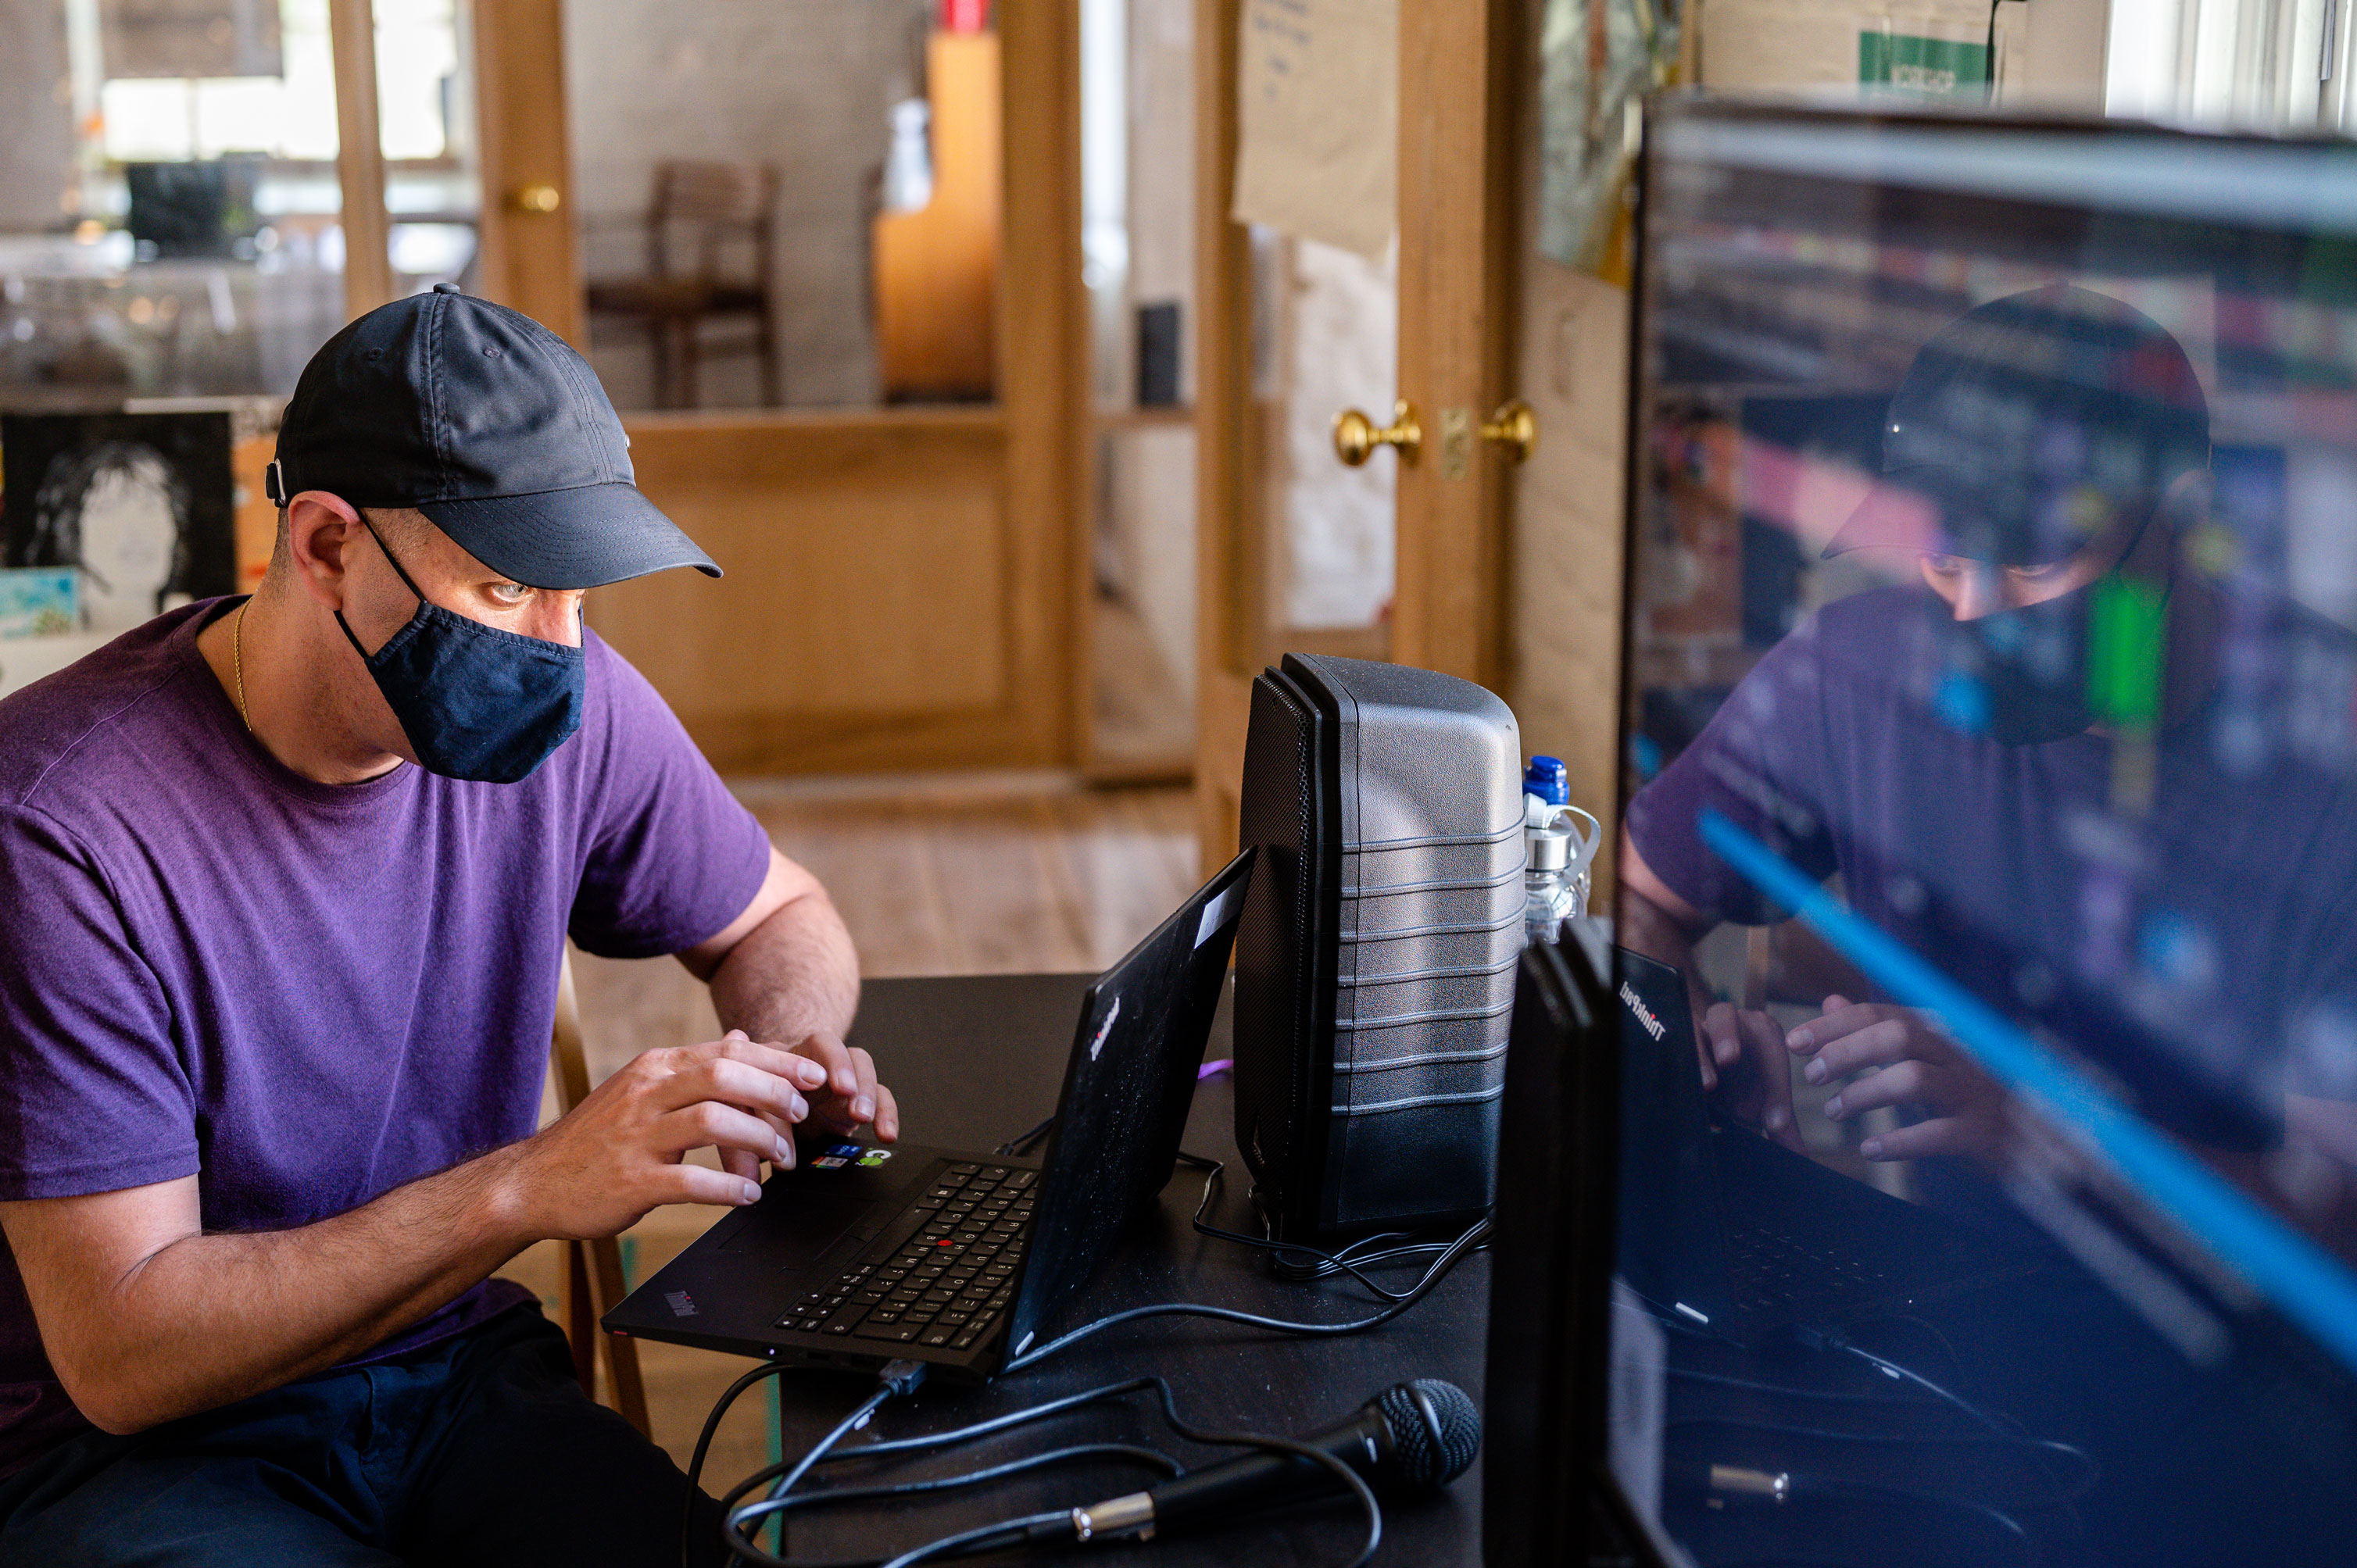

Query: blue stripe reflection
left=1697, top=808, right=2357, bottom=1375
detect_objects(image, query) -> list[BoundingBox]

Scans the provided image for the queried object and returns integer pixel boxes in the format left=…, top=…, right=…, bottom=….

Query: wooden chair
left=549, top=950, right=653, bottom=1438
left=585, top=161, right=783, bottom=409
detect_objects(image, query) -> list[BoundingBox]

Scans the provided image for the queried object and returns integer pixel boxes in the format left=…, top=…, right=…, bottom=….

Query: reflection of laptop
left=1615, top=948, right=2031, bottom=1346
left=604, top=850, right=1255, bottom=1380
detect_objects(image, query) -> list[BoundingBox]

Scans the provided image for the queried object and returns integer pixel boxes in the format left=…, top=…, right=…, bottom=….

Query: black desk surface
left=724, top=972, right=1489, bottom=1566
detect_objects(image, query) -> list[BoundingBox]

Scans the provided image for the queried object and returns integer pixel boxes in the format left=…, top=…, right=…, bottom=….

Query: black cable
left=1790, top=1475, right=2034, bottom=1568
left=719, top=1374, right=1386, bottom=1568
left=1671, top=1459, right=2035, bottom=1568
left=1833, top=1341, right=2093, bottom=1490
left=877, top=1509, right=1072, bottom=1568
left=1003, top=1213, right=1489, bottom=1373
left=993, top=1115, right=1055, bottom=1159
left=1668, top=1416, right=2091, bottom=1479
left=1178, top=1151, right=1487, bottom=1301
left=687, top=1360, right=798, bottom=1568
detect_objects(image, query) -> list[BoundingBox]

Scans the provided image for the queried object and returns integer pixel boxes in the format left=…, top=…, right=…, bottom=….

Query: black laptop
left=1615, top=948, right=2032, bottom=1346
left=603, top=850, right=1254, bottom=1379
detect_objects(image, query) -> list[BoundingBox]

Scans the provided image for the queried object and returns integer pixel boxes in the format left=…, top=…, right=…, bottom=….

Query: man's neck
left=195, top=585, right=408, bottom=786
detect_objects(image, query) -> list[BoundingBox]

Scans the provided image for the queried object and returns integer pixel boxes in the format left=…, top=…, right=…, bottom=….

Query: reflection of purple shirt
left=0, top=600, right=768, bottom=1473
left=1626, top=584, right=2357, bottom=1145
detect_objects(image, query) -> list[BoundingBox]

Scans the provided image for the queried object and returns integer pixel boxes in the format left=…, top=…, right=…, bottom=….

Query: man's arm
left=680, top=843, right=898, bottom=1153
left=0, top=1034, right=825, bottom=1434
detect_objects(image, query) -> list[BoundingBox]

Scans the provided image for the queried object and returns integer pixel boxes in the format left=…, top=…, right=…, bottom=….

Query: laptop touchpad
left=718, top=1186, right=878, bottom=1272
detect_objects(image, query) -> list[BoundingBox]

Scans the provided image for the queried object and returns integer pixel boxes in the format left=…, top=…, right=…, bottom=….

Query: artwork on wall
left=1, top=409, right=237, bottom=636
left=1537, top=0, right=1683, bottom=279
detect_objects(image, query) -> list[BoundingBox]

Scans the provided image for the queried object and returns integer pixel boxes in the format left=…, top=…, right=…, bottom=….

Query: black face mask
left=335, top=520, right=585, bottom=784
left=1969, top=584, right=2100, bottom=745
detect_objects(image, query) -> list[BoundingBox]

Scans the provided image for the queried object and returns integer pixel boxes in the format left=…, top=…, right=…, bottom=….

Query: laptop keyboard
left=776, top=1163, right=1038, bottom=1352
left=1727, top=1221, right=1892, bottom=1312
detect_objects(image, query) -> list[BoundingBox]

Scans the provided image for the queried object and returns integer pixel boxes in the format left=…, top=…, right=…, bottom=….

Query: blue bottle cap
left=1523, top=755, right=1568, bottom=806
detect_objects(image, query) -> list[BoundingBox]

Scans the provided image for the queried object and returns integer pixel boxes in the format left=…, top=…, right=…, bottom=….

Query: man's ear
left=283, top=491, right=367, bottom=614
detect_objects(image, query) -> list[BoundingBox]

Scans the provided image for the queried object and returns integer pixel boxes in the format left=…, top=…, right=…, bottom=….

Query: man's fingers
left=1739, top=1010, right=1801, bottom=1148
left=710, top=1034, right=829, bottom=1093
left=719, top=1148, right=763, bottom=1183
left=656, top=1102, right=793, bottom=1166
left=1786, top=998, right=1894, bottom=1054
left=1701, top=1005, right=1744, bottom=1067
left=872, top=1082, right=900, bottom=1142
left=1860, top=1117, right=1973, bottom=1162
left=847, top=1045, right=880, bottom=1125
left=1823, top=1060, right=1934, bottom=1122
left=1802, top=1018, right=1921, bottom=1084
left=660, top=1163, right=765, bottom=1208
left=794, top=1034, right=860, bottom=1102
left=647, top=1053, right=812, bottom=1124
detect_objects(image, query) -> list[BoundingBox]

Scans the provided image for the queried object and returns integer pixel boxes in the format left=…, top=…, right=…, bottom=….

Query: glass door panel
left=2, top=0, right=349, bottom=404
left=559, top=0, right=993, bottom=413
left=1085, top=0, right=1198, bottom=777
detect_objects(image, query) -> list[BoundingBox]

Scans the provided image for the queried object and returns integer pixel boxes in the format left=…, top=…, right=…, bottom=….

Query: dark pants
left=0, top=1304, right=729, bottom=1566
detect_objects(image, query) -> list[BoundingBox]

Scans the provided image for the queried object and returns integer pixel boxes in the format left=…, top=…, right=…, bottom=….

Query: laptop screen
left=1006, top=848, right=1254, bottom=1359
left=1602, top=100, right=2357, bottom=1564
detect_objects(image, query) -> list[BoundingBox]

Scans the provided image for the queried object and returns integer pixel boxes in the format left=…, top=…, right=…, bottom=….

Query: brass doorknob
left=511, top=183, right=563, bottom=214
left=1479, top=399, right=1536, bottom=463
left=1332, top=400, right=1422, bottom=467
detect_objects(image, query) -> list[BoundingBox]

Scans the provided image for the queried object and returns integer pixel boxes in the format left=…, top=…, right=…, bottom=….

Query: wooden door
left=469, top=2, right=1087, bottom=775
left=1192, top=0, right=1525, bottom=870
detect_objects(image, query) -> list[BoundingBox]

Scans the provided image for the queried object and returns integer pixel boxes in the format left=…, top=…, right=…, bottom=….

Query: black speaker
left=1231, top=653, right=1524, bottom=1241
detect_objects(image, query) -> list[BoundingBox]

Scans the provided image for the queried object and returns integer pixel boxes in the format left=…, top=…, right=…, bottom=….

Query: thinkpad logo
left=665, top=1290, right=698, bottom=1317
left=1620, top=981, right=1665, bottom=1042
left=1088, top=996, right=1121, bottom=1060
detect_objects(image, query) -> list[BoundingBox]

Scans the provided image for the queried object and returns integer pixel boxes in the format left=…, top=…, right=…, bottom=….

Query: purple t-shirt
left=0, top=599, right=769, bottom=1472
left=1626, top=584, right=2357, bottom=1145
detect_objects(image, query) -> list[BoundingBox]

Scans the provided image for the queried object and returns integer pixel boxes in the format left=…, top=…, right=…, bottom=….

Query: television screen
left=1611, top=101, right=2357, bottom=1566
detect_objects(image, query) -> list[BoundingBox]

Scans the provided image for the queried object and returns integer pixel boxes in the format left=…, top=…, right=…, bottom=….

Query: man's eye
left=488, top=582, right=530, bottom=605
left=1923, top=555, right=1962, bottom=575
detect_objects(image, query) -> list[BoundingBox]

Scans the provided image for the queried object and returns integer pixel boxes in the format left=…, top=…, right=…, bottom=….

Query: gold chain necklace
left=232, top=599, right=253, bottom=733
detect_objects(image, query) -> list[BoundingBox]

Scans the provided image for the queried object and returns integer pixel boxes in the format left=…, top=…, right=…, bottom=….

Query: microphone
left=1067, top=1379, right=1481, bottom=1543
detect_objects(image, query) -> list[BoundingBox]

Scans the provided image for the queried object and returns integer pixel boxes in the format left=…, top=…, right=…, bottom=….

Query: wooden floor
left=495, top=774, right=1198, bottom=1493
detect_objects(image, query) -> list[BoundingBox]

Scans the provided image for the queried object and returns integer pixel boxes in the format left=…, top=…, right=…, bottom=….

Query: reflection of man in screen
left=1618, top=284, right=2357, bottom=1248
left=27, top=441, right=195, bottom=634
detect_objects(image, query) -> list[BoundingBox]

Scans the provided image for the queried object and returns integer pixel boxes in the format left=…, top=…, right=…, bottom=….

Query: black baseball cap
left=1826, top=284, right=2210, bottom=566
left=267, top=284, right=718, bottom=589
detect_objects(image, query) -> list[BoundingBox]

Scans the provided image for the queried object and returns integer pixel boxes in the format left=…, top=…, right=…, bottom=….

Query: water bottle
left=1523, top=756, right=1576, bottom=945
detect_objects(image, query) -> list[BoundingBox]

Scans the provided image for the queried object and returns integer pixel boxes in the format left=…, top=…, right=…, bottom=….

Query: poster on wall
left=1536, top=0, right=1683, bottom=278
left=1231, top=0, right=1399, bottom=259
left=1, top=410, right=237, bottom=637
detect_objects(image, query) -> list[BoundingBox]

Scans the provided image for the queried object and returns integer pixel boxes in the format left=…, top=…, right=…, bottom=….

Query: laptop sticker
left=826, top=1144, right=864, bottom=1159
left=1088, top=996, right=1121, bottom=1060
left=857, top=1149, right=892, bottom=1166
left=812, top=1156, right=848, bottom=1169
left=1195, top=881, right=1244, bottom=948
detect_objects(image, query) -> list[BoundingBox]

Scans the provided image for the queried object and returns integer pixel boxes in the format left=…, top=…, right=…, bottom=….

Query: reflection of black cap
left=268, top=284, right=718, bottom=589
left=1826, top=284, right=2210, bottom=565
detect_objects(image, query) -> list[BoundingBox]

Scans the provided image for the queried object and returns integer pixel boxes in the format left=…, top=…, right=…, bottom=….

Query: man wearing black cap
left=0, top=287, right=893, bottom=1563
left=1616, top=285, right=2357, bottom=1234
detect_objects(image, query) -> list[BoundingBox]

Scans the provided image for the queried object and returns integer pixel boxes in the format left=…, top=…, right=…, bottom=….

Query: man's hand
left=775, top=1030, right=900, bottom=1148
left=513, top=1030, right=829, bottom=1240
left=1785, top=995, right=2008, bottom=1162
left=1697, top=1000, right=1802, bottom=1150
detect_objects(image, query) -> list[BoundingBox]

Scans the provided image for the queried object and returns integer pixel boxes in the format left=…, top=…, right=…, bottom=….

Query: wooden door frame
left=1192, top=0, right=1256, bottom=872
left=1192, top=0, right=1523, bottom=869
left=1390, top=0, right=1523, bottom=691
left=468, top=2, right=1088, bottom=775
